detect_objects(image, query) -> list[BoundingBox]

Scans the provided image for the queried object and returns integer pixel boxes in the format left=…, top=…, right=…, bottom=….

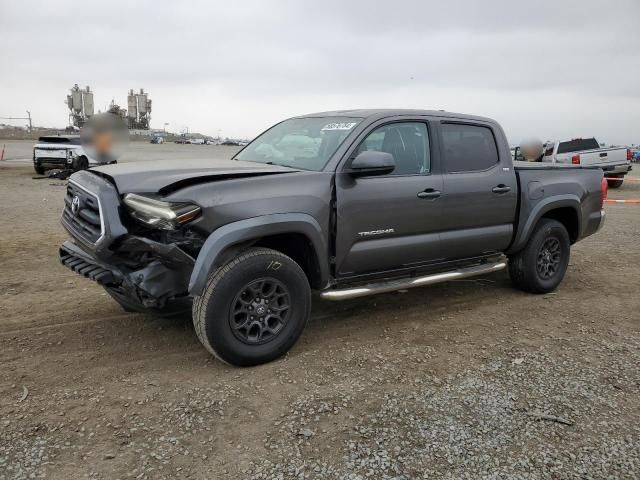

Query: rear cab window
left=557, top=138, right=600, bottom=154
left=440, top=123, right=499, bottom=173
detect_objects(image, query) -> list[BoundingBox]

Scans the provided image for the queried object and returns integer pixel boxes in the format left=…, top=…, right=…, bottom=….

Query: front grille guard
left=59, top=170, right=128, bottom=257
left=62, top=180, right=104, bottom=244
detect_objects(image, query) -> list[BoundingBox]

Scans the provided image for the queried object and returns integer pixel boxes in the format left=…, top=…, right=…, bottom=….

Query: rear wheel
left=72, top=156, right=89, bottom=172
left=193, top=248, right=311, bottom=366
left=607, top=178, right=623, bottom=189
left=508, top=219, right=570, bottom=294
left=34, top=164, right=45, bottom=175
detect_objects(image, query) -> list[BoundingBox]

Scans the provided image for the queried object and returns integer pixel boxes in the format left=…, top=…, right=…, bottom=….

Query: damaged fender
left=188, top=213, right=329, bottom=296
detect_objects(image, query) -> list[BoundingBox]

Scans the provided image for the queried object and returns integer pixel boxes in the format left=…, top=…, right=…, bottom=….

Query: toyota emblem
left=71, top=195, right=81, bottom=215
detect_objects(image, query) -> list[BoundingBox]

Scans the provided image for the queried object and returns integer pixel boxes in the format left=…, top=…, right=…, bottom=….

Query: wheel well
left=214, top=233, right=322, bottom=289
left=251, top=233, right=322, bottom=289
left=541, top=207, right=579, bottom=243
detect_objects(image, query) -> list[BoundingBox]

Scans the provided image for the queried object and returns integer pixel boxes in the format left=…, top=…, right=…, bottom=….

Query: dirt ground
left=0, top=159, right=639, bottom=479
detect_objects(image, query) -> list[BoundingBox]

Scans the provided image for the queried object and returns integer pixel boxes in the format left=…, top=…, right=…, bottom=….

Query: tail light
left=600, top=176, right=608, bottom=209
left=571, top=154, right=581, bottom=165
left=627, top=149, right=633, bottom=161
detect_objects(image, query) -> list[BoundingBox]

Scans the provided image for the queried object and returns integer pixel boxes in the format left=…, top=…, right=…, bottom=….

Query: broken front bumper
left=60, top=170, right=196, bottom=311
left=60, top=238, right=195, bottom=311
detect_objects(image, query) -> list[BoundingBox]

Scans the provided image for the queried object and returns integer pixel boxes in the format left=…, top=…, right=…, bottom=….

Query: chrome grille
left=62, top=181, right=103, bottom=244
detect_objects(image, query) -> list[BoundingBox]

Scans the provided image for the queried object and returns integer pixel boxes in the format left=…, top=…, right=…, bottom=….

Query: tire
left=193, top=248, right=311, bottom=366
left=508, top=219, right=570, bottom=294
left=607, top=178, right=623, bottom=189
left=72, top=156, right=89, bottom=172
left=34, top=164, right=45, bottom=175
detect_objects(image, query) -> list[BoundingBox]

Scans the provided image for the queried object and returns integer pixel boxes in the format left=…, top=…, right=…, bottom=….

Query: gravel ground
left=0, top=157, right=639, bottom=479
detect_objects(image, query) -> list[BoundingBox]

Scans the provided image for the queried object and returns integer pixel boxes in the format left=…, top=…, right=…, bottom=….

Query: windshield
left=234, top=116, right=362, bottom=171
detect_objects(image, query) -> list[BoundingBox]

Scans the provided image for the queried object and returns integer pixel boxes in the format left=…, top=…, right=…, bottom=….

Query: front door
left=335, top=121, right=444, bottom=278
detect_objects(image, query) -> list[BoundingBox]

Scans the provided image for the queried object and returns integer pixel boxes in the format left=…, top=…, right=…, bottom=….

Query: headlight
left=123, top=193, right=201, bottom=230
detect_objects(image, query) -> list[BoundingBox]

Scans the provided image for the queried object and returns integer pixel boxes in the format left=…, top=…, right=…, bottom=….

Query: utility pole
left=26, top=111, right=32, bottom=132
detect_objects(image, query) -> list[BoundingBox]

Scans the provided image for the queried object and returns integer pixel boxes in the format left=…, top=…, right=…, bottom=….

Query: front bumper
left=60, top=170, right=197, bottom=310
left=60, top=239, right=195, bottom=310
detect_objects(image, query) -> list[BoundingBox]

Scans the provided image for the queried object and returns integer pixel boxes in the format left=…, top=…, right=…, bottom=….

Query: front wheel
left=508, top=219, right=570, bottom=294
left=193, top=248, right=311, bottom=366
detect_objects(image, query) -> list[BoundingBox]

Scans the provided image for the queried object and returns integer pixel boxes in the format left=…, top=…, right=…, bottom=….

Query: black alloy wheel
left=536, top=237, right=561, bottom=280
left=230, top=278, right=291, bottom=345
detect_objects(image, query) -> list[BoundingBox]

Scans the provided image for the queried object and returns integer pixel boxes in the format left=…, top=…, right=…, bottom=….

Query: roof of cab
left=296, top=109, right=495, bottom=123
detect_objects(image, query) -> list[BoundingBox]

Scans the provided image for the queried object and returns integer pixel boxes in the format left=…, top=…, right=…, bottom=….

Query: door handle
left=417, top=189, right=441, bottom=199
left=492, top=185, right=511, bottom=194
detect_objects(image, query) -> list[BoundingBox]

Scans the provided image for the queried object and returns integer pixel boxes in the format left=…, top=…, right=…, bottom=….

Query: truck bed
left=509, top=161, right=604, bottom=254
left=513, top=161, right=601, bottom=170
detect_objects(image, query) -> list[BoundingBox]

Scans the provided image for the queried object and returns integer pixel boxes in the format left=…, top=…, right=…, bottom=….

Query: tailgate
left=556, top=149, right=627, bottom=168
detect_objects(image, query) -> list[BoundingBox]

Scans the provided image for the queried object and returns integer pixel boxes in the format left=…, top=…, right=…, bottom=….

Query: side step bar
left=320, top=260, right=507, bottom=301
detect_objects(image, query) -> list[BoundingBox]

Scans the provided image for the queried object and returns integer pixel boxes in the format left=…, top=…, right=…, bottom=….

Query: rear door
left=334, top=119, right=444, bottom=277
left=437, top=121, right=518, bottom=260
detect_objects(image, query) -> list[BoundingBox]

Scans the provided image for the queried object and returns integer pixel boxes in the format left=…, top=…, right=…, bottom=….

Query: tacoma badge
left=358, top=228, right=395, bottom=237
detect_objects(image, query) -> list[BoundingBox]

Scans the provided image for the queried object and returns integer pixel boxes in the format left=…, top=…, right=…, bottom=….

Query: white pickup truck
left=32, top=135, right=115, bottom=175
left=542, top=138, right=632, bottom=188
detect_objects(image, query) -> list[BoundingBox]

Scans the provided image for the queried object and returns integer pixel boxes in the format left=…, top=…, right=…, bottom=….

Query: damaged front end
left=60, top=171, right=204, bottom=313
left=60, top=235, right=196, bottom=312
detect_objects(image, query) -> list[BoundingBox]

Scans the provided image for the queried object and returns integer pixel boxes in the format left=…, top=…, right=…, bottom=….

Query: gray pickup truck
left=59, top=109, right=606, bottom=366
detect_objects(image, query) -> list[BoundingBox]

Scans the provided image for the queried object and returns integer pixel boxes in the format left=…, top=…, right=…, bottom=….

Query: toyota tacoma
left=59, top=109, right=607, bottom=366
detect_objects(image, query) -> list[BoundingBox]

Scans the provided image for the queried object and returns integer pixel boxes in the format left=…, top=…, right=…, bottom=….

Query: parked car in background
left=32, top=135, right=114, bottom=174
left=150, top=135, right=164, bottom=144
left=542, top=138, right=632, bottom=188
left=59, top=109, right=607, bottom=366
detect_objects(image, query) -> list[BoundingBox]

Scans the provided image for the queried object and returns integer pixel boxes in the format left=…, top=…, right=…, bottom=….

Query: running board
left=320, top=260, right=507, bottom=301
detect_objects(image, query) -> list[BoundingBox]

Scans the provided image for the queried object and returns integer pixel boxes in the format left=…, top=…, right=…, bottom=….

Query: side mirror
left=348, top=151, right=395, bottom=177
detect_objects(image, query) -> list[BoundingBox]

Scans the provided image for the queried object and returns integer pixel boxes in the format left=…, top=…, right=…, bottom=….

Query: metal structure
left=107, top=99, right=127, bottom=119
left=0, top=111, right=32, bottom=132
left=66, top=84, right=94, bottom=128
left=126, top=88, right=152, bottom=130
left=62, top=85, right=152, bottom=130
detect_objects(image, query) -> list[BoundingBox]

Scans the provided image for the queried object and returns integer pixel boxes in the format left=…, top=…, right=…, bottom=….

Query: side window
left=356, top=122, right=430, bottom=175
left=441, top=123, right=499, bottom=173
left=544, top=144, right=555, bottom=157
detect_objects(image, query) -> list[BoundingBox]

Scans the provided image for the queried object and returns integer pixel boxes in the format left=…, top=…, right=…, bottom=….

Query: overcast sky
left=1, top=0, right=639, bottom=144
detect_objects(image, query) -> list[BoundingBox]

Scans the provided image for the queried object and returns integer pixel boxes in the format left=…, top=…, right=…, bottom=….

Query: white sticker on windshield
left=321, top=122, right=358, bottom=131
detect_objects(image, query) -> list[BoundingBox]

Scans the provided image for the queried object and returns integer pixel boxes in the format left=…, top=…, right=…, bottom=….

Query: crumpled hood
left=91, top=158, right=298, bottom=194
